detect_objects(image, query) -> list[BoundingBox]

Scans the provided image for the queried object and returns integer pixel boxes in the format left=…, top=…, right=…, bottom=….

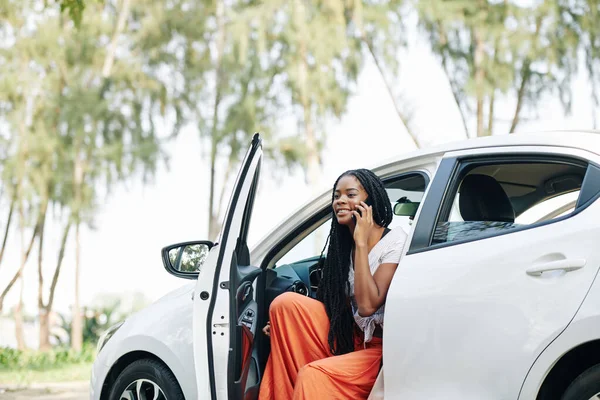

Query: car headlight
left=96, top=321, right=124, bottom=355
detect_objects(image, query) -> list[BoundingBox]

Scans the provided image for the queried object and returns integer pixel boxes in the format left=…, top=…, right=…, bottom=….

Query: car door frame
left=193, top=133, right=262, bottom=400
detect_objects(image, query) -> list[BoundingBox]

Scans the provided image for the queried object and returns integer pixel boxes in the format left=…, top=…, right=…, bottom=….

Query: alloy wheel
left=119, top=378, right=167, bottom=400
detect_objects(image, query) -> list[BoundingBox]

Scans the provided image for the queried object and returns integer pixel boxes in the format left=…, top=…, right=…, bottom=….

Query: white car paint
left=519, top=269, right=600, bottom=399
left=91, top=282, right=197, bottom=399
left=91, top=131, right=600, bottom=400
left=383, top=145, right=600, bottom=399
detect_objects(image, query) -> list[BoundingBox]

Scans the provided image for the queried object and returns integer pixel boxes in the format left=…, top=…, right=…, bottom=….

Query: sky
left=0, top=12, right=598, bottom=344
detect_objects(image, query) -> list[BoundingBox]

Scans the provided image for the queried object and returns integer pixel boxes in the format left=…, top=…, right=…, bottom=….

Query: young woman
left=259, top=169, right=407, bottom=399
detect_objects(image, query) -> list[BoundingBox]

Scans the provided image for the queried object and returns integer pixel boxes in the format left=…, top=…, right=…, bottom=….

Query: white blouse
left=348, top=228, right=407, bottom=343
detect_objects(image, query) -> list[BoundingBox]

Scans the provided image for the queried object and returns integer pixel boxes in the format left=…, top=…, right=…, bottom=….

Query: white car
left=91, top=131, right=600, bottom=400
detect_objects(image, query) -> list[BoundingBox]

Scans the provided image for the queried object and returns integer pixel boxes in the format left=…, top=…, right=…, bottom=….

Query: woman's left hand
left=352, top=201, right=374, bottom=247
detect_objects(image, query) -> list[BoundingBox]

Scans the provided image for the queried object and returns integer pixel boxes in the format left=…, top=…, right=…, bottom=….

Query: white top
left=348, top=227, right=407, bottom=343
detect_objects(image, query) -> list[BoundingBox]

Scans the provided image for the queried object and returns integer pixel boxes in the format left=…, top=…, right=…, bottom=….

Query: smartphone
left=352, top=197, right=373, bottom=220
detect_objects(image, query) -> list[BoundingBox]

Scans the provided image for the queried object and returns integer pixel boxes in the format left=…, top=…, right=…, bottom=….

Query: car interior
left=433, top=160, right=587, bottom=244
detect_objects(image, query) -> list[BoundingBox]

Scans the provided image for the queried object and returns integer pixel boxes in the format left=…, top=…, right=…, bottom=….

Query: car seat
left=434, top=174, right=519, bottom=243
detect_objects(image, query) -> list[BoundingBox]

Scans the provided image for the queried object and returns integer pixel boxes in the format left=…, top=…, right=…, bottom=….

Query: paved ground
left=0, top=381, right=88, bottom=399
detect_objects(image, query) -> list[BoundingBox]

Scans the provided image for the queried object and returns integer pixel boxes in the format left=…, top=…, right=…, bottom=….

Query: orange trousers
left=258, top=292, right=382, bottom=400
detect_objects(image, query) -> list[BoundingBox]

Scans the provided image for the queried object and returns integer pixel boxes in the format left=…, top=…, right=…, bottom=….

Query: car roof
left=373, top=130, right=600, bottom=173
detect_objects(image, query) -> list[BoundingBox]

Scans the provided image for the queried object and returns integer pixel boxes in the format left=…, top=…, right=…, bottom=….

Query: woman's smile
left=333, top=175, right=366, bottom=225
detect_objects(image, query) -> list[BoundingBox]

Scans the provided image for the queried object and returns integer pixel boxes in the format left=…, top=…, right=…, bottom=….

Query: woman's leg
left=259, top=292, right=332, bottom=400
left=292, top=338, right=383, bottom=400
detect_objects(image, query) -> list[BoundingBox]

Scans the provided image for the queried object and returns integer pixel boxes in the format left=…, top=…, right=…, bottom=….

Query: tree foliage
left=418, top=0, right=590, bottom=136
left=0, top=0, right=168, bottom=349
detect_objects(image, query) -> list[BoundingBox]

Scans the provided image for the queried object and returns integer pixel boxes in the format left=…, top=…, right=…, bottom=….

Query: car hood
left=153, top=282, right=195, bottom=305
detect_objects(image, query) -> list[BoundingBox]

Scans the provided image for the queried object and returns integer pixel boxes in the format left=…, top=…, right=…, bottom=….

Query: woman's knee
left=296, top=363, right=321, bottom=385
left=269, top=291, right=306, bottom=315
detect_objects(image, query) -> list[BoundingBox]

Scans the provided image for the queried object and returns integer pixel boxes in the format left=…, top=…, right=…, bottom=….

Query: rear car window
left=433, top=160, right=588, bottom=245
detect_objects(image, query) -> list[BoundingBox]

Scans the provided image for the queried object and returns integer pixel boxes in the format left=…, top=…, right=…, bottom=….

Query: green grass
left=0, top=344, right=95, bottom=385
left=0, top=362, right=92, bottom=385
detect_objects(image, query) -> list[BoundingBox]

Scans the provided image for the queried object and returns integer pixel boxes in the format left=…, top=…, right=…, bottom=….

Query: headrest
left=459, top=174, right=515, bottom=223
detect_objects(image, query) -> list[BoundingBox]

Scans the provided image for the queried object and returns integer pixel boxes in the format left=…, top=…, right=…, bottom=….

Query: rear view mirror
left=161, top=241, right=214, bottom=279
left=394, top=202, right=420, bottom=218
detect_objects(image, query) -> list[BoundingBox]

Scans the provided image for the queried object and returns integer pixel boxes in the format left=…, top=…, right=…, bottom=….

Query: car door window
left=276, top=221, right=331, bottom=266
left=387, top=172, right=428, bottom=233
left=276, top=172, right=429, bottom=266
left=516, top=190, right=580, bottom=224
left=432, top=159, right=588, bottom=246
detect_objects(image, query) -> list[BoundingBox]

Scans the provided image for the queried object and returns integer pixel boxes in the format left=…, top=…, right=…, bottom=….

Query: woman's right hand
left=263, top=321, right=271, bottom=337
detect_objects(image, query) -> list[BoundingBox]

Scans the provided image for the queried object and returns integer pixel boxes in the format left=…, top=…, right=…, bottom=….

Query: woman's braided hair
left=317, top=169, right=393, bottom=355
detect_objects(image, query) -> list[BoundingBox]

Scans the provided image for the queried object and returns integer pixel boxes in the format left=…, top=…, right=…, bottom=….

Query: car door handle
left=526, top=259, right=586, bottom=276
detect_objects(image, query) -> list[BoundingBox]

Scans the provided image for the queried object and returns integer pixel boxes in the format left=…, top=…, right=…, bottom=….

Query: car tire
left=561, top=363, right=600, bottom=400
left=108, top=358, right=184, bottom=400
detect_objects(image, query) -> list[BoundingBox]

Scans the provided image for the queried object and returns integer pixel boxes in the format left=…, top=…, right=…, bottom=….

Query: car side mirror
left=161, top=241, right=214, bottom=279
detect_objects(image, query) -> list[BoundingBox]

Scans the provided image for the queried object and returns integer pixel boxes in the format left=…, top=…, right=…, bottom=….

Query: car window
left=432, top=160, right=588, bottom=246
left=516, top=190, right=579, bottom=224
left=276, top=173, right=428, bottom=266
left=276, top=221, right=331, bottom=266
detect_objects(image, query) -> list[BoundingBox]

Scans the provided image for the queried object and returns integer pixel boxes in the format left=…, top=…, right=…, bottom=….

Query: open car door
left=193, top=133, right=263, bottom=400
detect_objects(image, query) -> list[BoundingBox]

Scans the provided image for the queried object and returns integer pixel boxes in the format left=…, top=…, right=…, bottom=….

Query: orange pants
left=258, top=292, right=382, bottom=400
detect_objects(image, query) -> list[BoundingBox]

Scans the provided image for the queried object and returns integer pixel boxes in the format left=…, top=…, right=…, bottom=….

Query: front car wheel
left=108, top=358, right=184, bottom=400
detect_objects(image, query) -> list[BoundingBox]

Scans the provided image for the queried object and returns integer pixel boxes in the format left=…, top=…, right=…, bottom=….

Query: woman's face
left=332, top=175, right=368, bottom=226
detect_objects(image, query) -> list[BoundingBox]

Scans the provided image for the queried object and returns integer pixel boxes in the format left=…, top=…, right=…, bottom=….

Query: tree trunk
left=207, top=0, right=225, bottom=241
left=441, top=58, right=470, bottom=137
left=14, top=276, right=26, bottom=350
left=476, top=97, right=485, bottom=137
left=39, top=218, right=72, bottom=351
left=435, top=27, right=470, bottom=138
left=0, top=218, right=40, bottom=313
left=473, top=29, right=486, bottom=137
left=102, top=0, right=132, bottom=78
left=487, top=90, right=495, bottom=136
left=510, top=61, right=531, bottom=133
left=71, top=222, right=82, bottom=351
left=37, top=198, right=47, bottom=332
left=361, top=36, right=419, bottom=148
left=0, top=196, right=15, bottom=270
left=36, top=201, right=49, bottom=352
left=38, top=308, right=51, bottom=351
left=486, top=37, right=500, bottom=137
left=15, top=198, right=27, bottom=350
left=71, top=148, right=84, bottom=351
left=36, top=196, right=49, bottom=351
left=510, top=18, right=541, bottom=134
left=0, top=195, right=44, bottom=313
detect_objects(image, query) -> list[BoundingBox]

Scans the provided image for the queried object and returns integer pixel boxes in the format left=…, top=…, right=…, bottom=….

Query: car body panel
left=383, top=144, right=600, bottom=399
left=91, top=282, right=196, bottom=400
left=518, top=267, right=600, bottom=399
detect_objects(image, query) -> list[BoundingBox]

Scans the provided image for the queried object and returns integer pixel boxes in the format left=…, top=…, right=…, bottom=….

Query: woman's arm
left=353, top=245, right=398, bottom=317
left=352, top=201, right=402, bottom=317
